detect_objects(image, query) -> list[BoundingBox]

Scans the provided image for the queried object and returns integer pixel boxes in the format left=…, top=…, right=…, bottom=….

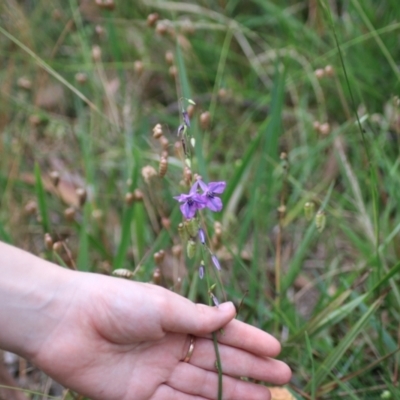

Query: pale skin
left=0, top=242, right=291, bottom=400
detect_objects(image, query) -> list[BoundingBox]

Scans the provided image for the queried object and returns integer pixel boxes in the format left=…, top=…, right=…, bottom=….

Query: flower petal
left=197, top=179, right=208, bottom=192
left=211, top=254, right=221, bottom=270
left=181, top=203, right=195, bottom=219
left=206, top=196, right=223, bottom=212
left=189, top=180, right=200, bottom=194
left=207, top=181, right=226, bottom=194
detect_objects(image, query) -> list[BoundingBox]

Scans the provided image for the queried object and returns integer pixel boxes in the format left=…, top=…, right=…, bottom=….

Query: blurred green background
left=1, top=0, right=400, bottom=398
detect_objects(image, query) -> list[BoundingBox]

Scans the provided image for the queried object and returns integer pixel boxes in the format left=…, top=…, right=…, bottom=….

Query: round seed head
left=319, top=122, right=330, bottom=135
left=133, top=189, right=144, bottom=201
left=76, top=187, right=87, bottom=206
left=152, top=123, right=163, bottom=139
left=52, top=241, right=62, bottom=253
left=49, top=170, right=60, bottom=187
left=314, top=68, right=325, bottom=79
left=199, top=111, right=211, bottom=130
left=165, top=50, right=174, bottom=65
left=324, top=65, right=334, bottom=76
left=92, top=45, right=102, bottom=62
left=75, top=72, right=88, bottom=85
left=169, top=66, right=178, bottom=78
left=152, top=268, right=162, bottom=285
left=134, top=60, right=144, bottom=75
left=125, top=192, right=135, bottom=205
left=141, top=165, right=157, bottom=183
left=44, top=233, right=53, bottom=250
left=147, top=13, right=159, bottom=27
left=64, top=207, right=76, bottom=221
left=17, top=77, right=32, bottom=90
left=24, top=200, right=38, bottom=215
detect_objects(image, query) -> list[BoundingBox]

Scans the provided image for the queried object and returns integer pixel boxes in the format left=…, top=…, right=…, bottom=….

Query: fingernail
left=218, top=302, right=235, bottom=313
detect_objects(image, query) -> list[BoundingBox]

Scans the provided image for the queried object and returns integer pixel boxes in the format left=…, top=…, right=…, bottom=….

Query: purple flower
left=182, top=110, right=191, bottom=128
left=199, top=265, right=204, bottom=279
left=174, top=181, right=206, bottom=219
left=211, top=293, right=220, bottom=307
left=198, top=180, right=226, bottom=212
left=198, top=228, right=206, bottom=244
left=211, top=254, right=221, bottom=271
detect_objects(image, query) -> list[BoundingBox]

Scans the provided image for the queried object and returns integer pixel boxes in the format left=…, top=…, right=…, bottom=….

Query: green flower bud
left=315, top=210, right=326, bottom=233
left=186, top=239, right=197, bottom=259
left=185, top=218, right=199, bottom=238
left=304, top=201, right=315, bottom=221
left=178, top=223, right=187, bottom=242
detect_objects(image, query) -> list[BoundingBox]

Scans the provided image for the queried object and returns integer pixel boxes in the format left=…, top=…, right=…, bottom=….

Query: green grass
left=1, top=0, right=400, bottom=398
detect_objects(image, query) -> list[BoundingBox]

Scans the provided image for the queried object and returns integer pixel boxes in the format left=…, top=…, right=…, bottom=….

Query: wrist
left=0, top=242, right=76, bottom=360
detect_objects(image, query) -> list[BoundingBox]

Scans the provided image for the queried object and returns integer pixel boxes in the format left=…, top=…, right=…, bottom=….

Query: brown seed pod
left=134, top=60, right=144, bottom=75
left=141, top=165, right=157, bottom=183
left=53, top=241, right=62, bottom=253
left=147, top=13, right=159, bottom=27
left=52, top=9, right=62, bottom=20
left=64, top=207, right=76, bottom=221
left=159, top=136, right=169, bottom=150
left=92, top=45, right=102, bottom=62
left=152, top=268, right=162, bottom=285
left=49, top=171, right=60, bottom=187
left=76, top=187, right=87, bottom=206
left=155, top=21, right=168, bottom=35
left=159, top=156, right=168, bottom=177
left=165, top=51, right=174, bottom=65
left=169, top=66, right=178, bottom=78
left=183, top=166, right=192, bottom=185
left=186, top=104, right=195, bottom=119
left=112, top=269, right=134, bottom=279
left=95, top=25, right=106, bottom=37
left=313, top=121, right=321, bottom=131
left=161, top=217, right=171, bottom=230
left=152, top=123, right=163, bottom=139
left=199, top=111, right=211, bottom=130
left=75, top=72, right=87, bottom=85
left=172, top=244, right=182, bottom=259
left=324, top=65, right=334, bottom=76
left=154, top=250, right=165, bottom=266
left=125, top=192, right=135, bottom=205
left=314, top=68, right=325, bottom=79
left=17, top=77, right=32, bottom=90
left=95, top=0, right=115, bottom=10
left=319, top=122, right=330, bottom=135
left=133, top=189, right=144, bottom=201
left=44, top=233, right=53, bottom=250
left=24, top=200, right=37, bottom=215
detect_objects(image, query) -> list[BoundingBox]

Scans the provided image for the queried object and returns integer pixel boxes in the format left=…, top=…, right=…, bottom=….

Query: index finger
left=203, top=318, right=282, bottom=358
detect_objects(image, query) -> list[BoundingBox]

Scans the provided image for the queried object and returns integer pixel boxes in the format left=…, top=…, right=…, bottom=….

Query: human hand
left=30, top=271, right=291, bottom=400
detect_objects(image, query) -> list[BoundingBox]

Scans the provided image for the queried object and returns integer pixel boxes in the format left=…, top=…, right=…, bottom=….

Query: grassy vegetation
left=1, top=0, right=400, bottom=398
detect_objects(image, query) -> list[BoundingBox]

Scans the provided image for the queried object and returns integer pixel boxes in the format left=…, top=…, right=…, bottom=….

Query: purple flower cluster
left=174, top=180, right=226, bottom=219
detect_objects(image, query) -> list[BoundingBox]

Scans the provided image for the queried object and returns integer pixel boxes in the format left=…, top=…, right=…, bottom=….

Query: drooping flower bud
left=198, top=228, right=205, bottom=244
left=211, top=254, right=221, bottom=271
left=199, top=262, right=205, bottom=279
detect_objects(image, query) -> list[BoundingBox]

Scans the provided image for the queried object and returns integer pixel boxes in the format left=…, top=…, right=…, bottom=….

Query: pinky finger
left=152, top=384, right=209, bottom=400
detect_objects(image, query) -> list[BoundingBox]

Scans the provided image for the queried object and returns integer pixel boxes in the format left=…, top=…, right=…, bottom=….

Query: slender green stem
left=212, top=331, right=223, bottom=400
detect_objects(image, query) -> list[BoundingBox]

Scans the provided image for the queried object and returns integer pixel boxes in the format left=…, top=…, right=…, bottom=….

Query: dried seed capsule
left=169, top=66, right=178, bottom=78
left=92, top=45, right=102, bottom=62
left=186, top=239, right=197, bottom=259
left=183, top=166, right=192, bottom=185
left=141, top=165, right=157, bottom=183
left=112, top=269, right=134, bottom=279
left=75, top=72, right=87, bottom=85
left=155, top=21, right=168, bottom=35
left=152, top=268, right=162, bottom=285
left=315, top=68, right=325, bottom=79
left=134, top=60, right=144, bottom=75
left=76, top=187, right=87, bottom=206
left=44, top=233, right=53, bottom=250
left=24, top=200, right=37, bottom=215
left=49, top=171, right=60, bottom=187
left=147, top=13, right=159, bottom=27
left=171, top=245, right=182, bottom=258
left=95, top=0, right=115, bottom=10
left=53, top=241, right=62, bottom=253
left=95, top=25, right=106, bottom=37
left=17, top=77, right=32, bottom=90
left=125, top=192, right=135, bottom=205
left=313, top=121, right=321, bottom=131
left=186, top=104, right=195, bottom=118
left=154, top=250, right=165, bottom=266
left=165, top=51, right=174, bottom=65
left=199, top=111, right=211, bottom=130
left=152, top=123, right=163, bottom=139
left=159, top=157, right=168, bottom=177
left=161, top=217, right=170, bottom=230
left=315, top=210, right=326, bottom=233
left=159, top=136, right=169, bottom=150
left=324, top=65, right=334, bottom=76
left=319, top=122, right=330, bottom=135
left=64, top=207, right=76, bottom=221
left=304, top=201, right=315, bottom=221
left=133, top=189, right=144, bottom=201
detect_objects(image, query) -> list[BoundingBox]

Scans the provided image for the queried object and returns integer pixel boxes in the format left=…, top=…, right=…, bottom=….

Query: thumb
left=159, top=288, right=236, bottom=335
